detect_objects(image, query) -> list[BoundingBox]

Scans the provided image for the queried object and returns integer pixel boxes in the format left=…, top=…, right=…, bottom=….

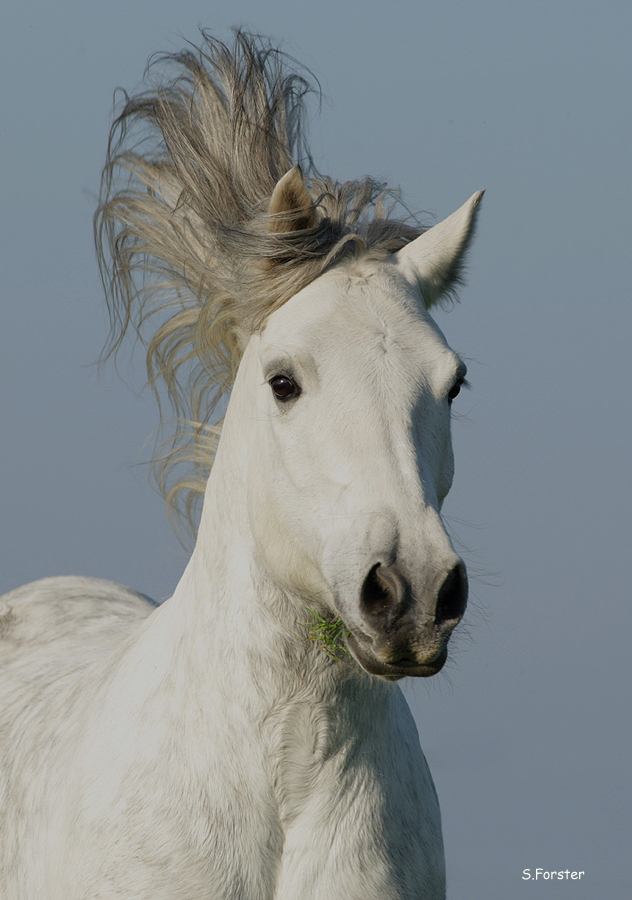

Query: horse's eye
left=448, top=378, right=466, bottom=404
left=448, top=382, right=461, bottom=403
left=269, top=375, right=300, bottom=401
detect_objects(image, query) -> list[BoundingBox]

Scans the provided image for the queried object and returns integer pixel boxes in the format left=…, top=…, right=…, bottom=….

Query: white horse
left=0, top=33, right=482, bottom=900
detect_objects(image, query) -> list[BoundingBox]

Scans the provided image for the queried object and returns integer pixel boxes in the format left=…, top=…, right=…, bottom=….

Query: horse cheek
left=247, top=448, right=323, bottom=598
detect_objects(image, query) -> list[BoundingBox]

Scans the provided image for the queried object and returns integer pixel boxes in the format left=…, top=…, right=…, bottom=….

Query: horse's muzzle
left=346, top=560, right=467, bottom=679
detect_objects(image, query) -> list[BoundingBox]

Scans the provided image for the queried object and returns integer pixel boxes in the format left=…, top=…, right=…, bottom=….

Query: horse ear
left=268, top=166, right=318, bottom=233
left=396, top=191, right=484, bottom=308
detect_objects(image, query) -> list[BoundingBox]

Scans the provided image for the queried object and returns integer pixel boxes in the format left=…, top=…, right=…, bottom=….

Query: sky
left=1, top=1, right=631, bottom=897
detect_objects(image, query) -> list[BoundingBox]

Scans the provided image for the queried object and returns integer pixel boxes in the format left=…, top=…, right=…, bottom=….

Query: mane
left=95, top=29, right=423, bottom=540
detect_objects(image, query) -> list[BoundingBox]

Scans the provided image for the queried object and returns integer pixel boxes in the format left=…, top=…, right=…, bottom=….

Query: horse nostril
left=360, top=563, right=401, bottom=619
left=434, top=562, right=468, bottom=626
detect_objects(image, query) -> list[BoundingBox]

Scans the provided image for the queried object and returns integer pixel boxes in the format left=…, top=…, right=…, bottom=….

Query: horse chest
left=263, top=693, right=446, bottom=899
left=69, top=693, right=441, bottom=899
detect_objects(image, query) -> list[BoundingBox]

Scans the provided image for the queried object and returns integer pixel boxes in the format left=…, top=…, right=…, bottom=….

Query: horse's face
left=219, top=188, right=482, bottom=681
left=241, top=234, right=477, bottom=680
left=245, top=264, right=463, bottom=679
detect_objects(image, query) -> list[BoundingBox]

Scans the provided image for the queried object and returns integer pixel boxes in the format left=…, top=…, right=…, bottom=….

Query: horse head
left=218, top=171, right=482, bottom=680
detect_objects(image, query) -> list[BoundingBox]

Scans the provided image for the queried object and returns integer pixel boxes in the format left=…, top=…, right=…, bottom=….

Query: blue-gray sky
left=1, top=2, right=630, bottom=897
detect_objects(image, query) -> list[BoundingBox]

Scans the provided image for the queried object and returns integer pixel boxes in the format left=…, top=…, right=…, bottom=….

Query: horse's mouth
left=344, top=629, right=448, bottom=681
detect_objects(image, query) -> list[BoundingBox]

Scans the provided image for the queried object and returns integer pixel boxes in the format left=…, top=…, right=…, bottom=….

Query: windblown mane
left=95, top=29, right=423, bottom=538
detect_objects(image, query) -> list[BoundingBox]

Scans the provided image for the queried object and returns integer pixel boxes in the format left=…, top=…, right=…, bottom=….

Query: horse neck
left=166, top=494, right=383, bottom=740
left=161, top=353, right=303, bottom=690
